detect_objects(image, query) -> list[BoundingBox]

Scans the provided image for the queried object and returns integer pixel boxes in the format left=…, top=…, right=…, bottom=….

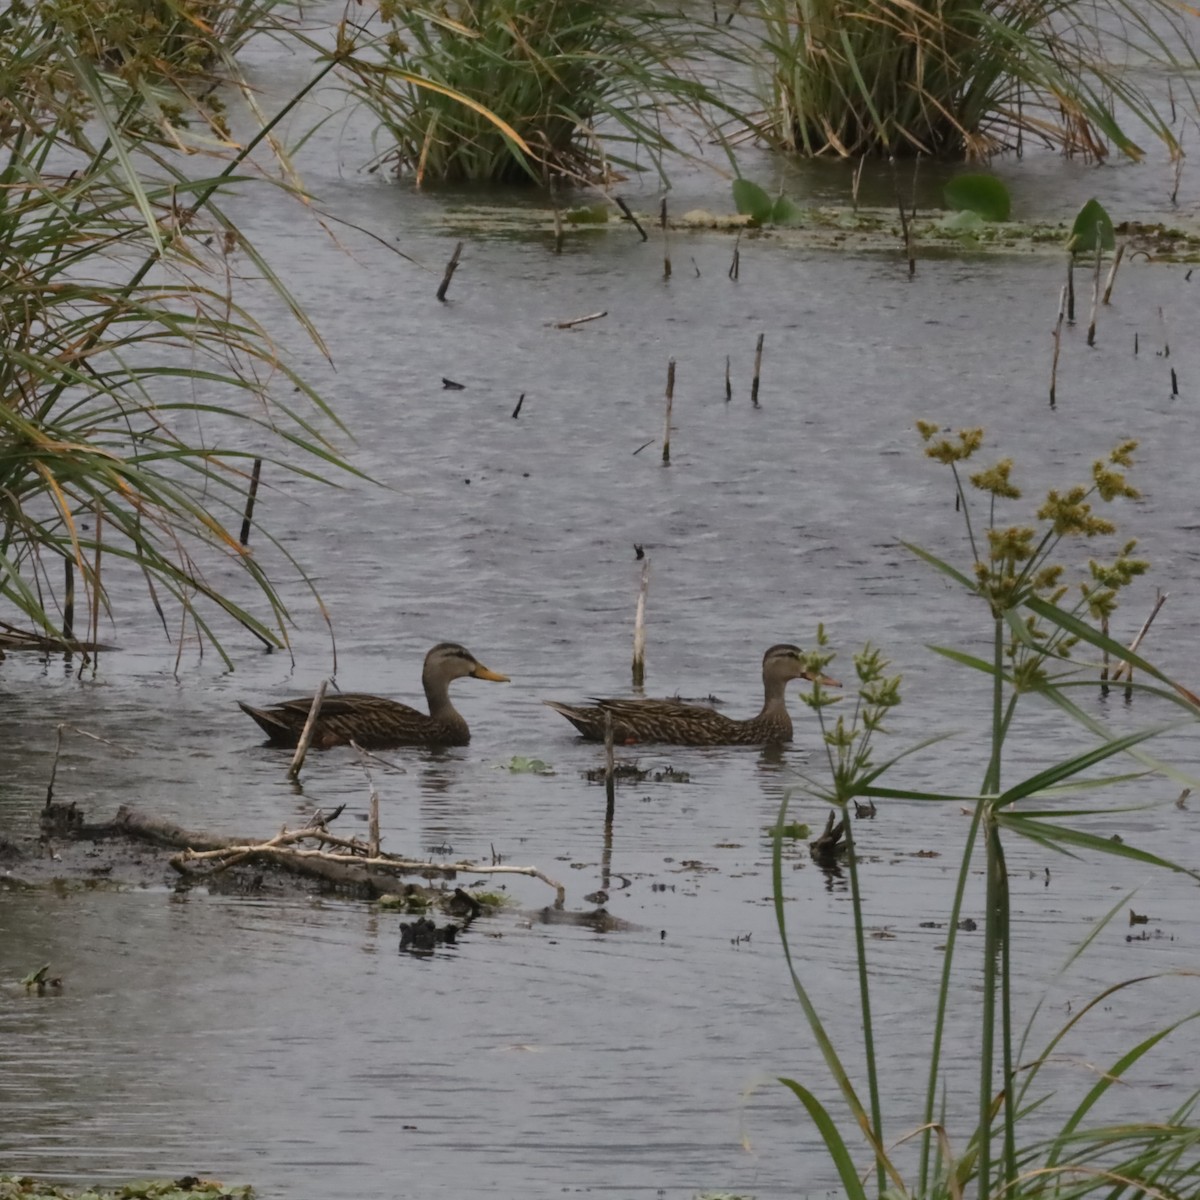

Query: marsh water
left=3, top=19, right=1200, bottom=1200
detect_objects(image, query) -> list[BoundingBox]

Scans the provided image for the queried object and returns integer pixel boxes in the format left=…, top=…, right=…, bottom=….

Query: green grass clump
left=751, top=0, right=1199, bottom=160
left=0, top=11, right=352, bottom=663
left=340, top=0, right=717, bottom=185
left=776, top=428, right=1200, bottom=1200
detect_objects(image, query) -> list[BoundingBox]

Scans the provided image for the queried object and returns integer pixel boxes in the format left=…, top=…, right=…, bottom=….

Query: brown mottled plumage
left=544, top=644, right=830, bottom=746
left=238, top=642, right=508, bottom=749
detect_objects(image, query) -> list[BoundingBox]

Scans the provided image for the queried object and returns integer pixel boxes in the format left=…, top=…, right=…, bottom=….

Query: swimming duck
left=239, top=642, right=508, bottom=749
left=544, top=643, right=830, bottom=745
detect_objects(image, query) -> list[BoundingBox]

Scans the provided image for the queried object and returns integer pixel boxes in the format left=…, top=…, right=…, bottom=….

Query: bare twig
left=553, top=311, right=607, bottom=329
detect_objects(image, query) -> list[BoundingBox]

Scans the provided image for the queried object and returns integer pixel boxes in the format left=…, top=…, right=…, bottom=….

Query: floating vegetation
left=399, top=917, right=459, bottom=954
left=19, top=965, right=62, bottom=995
left=499, top=756, right=556, bottom=775
left=0, top=1178, right=253, bottom=1200
left=766, top=821, right=811, bottom=841
left=584, top=762, right=691, bottom=784
left=435, top=203, right=1200, bottom=263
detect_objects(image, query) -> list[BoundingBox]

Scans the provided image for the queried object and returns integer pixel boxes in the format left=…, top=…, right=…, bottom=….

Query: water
left=3, top=15, right=1200, bottom=1200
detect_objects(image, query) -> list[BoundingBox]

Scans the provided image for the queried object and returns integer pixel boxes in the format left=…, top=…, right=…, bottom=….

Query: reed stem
left=662, top=359, right=675, bottom=464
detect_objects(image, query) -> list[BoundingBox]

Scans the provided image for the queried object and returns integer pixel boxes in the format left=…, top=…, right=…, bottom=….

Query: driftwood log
left=40, top=802, right=566, bottom=905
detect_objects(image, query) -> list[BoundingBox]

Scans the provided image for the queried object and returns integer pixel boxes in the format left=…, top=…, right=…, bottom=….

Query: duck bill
left=472, top=665, right=510, bottom=682
left=802, top=670, right=841, bottom=687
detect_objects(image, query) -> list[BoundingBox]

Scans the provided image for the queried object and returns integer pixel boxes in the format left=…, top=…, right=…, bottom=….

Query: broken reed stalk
left=729, top=231, right=741, bottom=280
left=632, top=554, right=649, bottom=689
left=1100, top=615, right=1110, bottom=695
left=45, top=723, right=67, bottom=805
left=63, top=557, right=74, bottom=643
left=1159, top=306, right=1171, bottom=357
left=511, top=392, right=525, bottom=418
left=1087, top=236, right=1102, bottom=347
left=1066, top=254, right=1076, bottom=322
left=604, top=709, right=616, bottom=825
left=435, top=241, right=463, bottom=302
left=662, top=358, right=675, bottom=464
left=239, top=457, right=263, bottom=546
left=288, top=679, right=329, bottom=780
left=352, top=743, right=382, bottom=858
left=90, top=506, right=102, bottom=661
left=614, top=195, right=648, bottom=241
left=550, top=179, right=564, bottom=253
left=1172, top=368, right=1179, bottom=397
left=1049, top=284, right=1066, bottom=408
left=890, top=156, right=915, bottom=276
left=661, top=198, right=671, bottom=279
left=1102, top=241, right=1125, bottom=304
left=750, top=333, right=764, bottom=406
left=44, top=723, right=130, bottom=806
left=852, top=153, right=866, bottom=214
left=1111, top=593, right=1168, bottom=684
left=724, top=354, right=732, bottom=401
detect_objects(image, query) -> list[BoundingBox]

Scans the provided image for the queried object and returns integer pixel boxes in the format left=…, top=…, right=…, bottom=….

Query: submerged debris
left=0, top=1177, right=253, bottom=1199
left=584, top=761, right=690, bottom=785
left=399, top=917, right=460, bottom=954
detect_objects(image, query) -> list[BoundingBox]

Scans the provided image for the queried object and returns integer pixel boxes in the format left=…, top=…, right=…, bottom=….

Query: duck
left=544, top=643, right=833, bottom=746
left=238, top=642, right=509, bottom=749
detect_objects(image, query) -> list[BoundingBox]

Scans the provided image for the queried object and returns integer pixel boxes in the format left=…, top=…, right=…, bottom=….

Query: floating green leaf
left=770, top=194, right=803, bottom=226
left=732, top=177, right=774, bottom=224
left=1068, top=198, right=1115, bottom=252
left=501, top=755, right=555, bottom=775
left=944, top=173, right=1011, bottom=222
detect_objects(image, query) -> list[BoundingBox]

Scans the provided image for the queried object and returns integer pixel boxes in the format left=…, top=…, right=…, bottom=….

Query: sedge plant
left=338, top=0, right=723, bottom=185
left=775, top=426, right=1200, bottom=1200
left=0, top=12, right=356, bottom=663
left=749, top=0, right=1200, bottom=160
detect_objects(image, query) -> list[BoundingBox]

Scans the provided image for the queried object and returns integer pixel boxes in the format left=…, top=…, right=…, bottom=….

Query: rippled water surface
left=3, top=15, right=1200, bottom=1200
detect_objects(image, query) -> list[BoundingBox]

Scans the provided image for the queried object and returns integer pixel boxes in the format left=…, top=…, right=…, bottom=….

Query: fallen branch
left=171, top=838, right=566, bottom=905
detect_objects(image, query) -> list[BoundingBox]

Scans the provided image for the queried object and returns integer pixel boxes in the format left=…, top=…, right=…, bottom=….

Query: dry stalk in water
left=288, top=679, right=330, bottom=780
